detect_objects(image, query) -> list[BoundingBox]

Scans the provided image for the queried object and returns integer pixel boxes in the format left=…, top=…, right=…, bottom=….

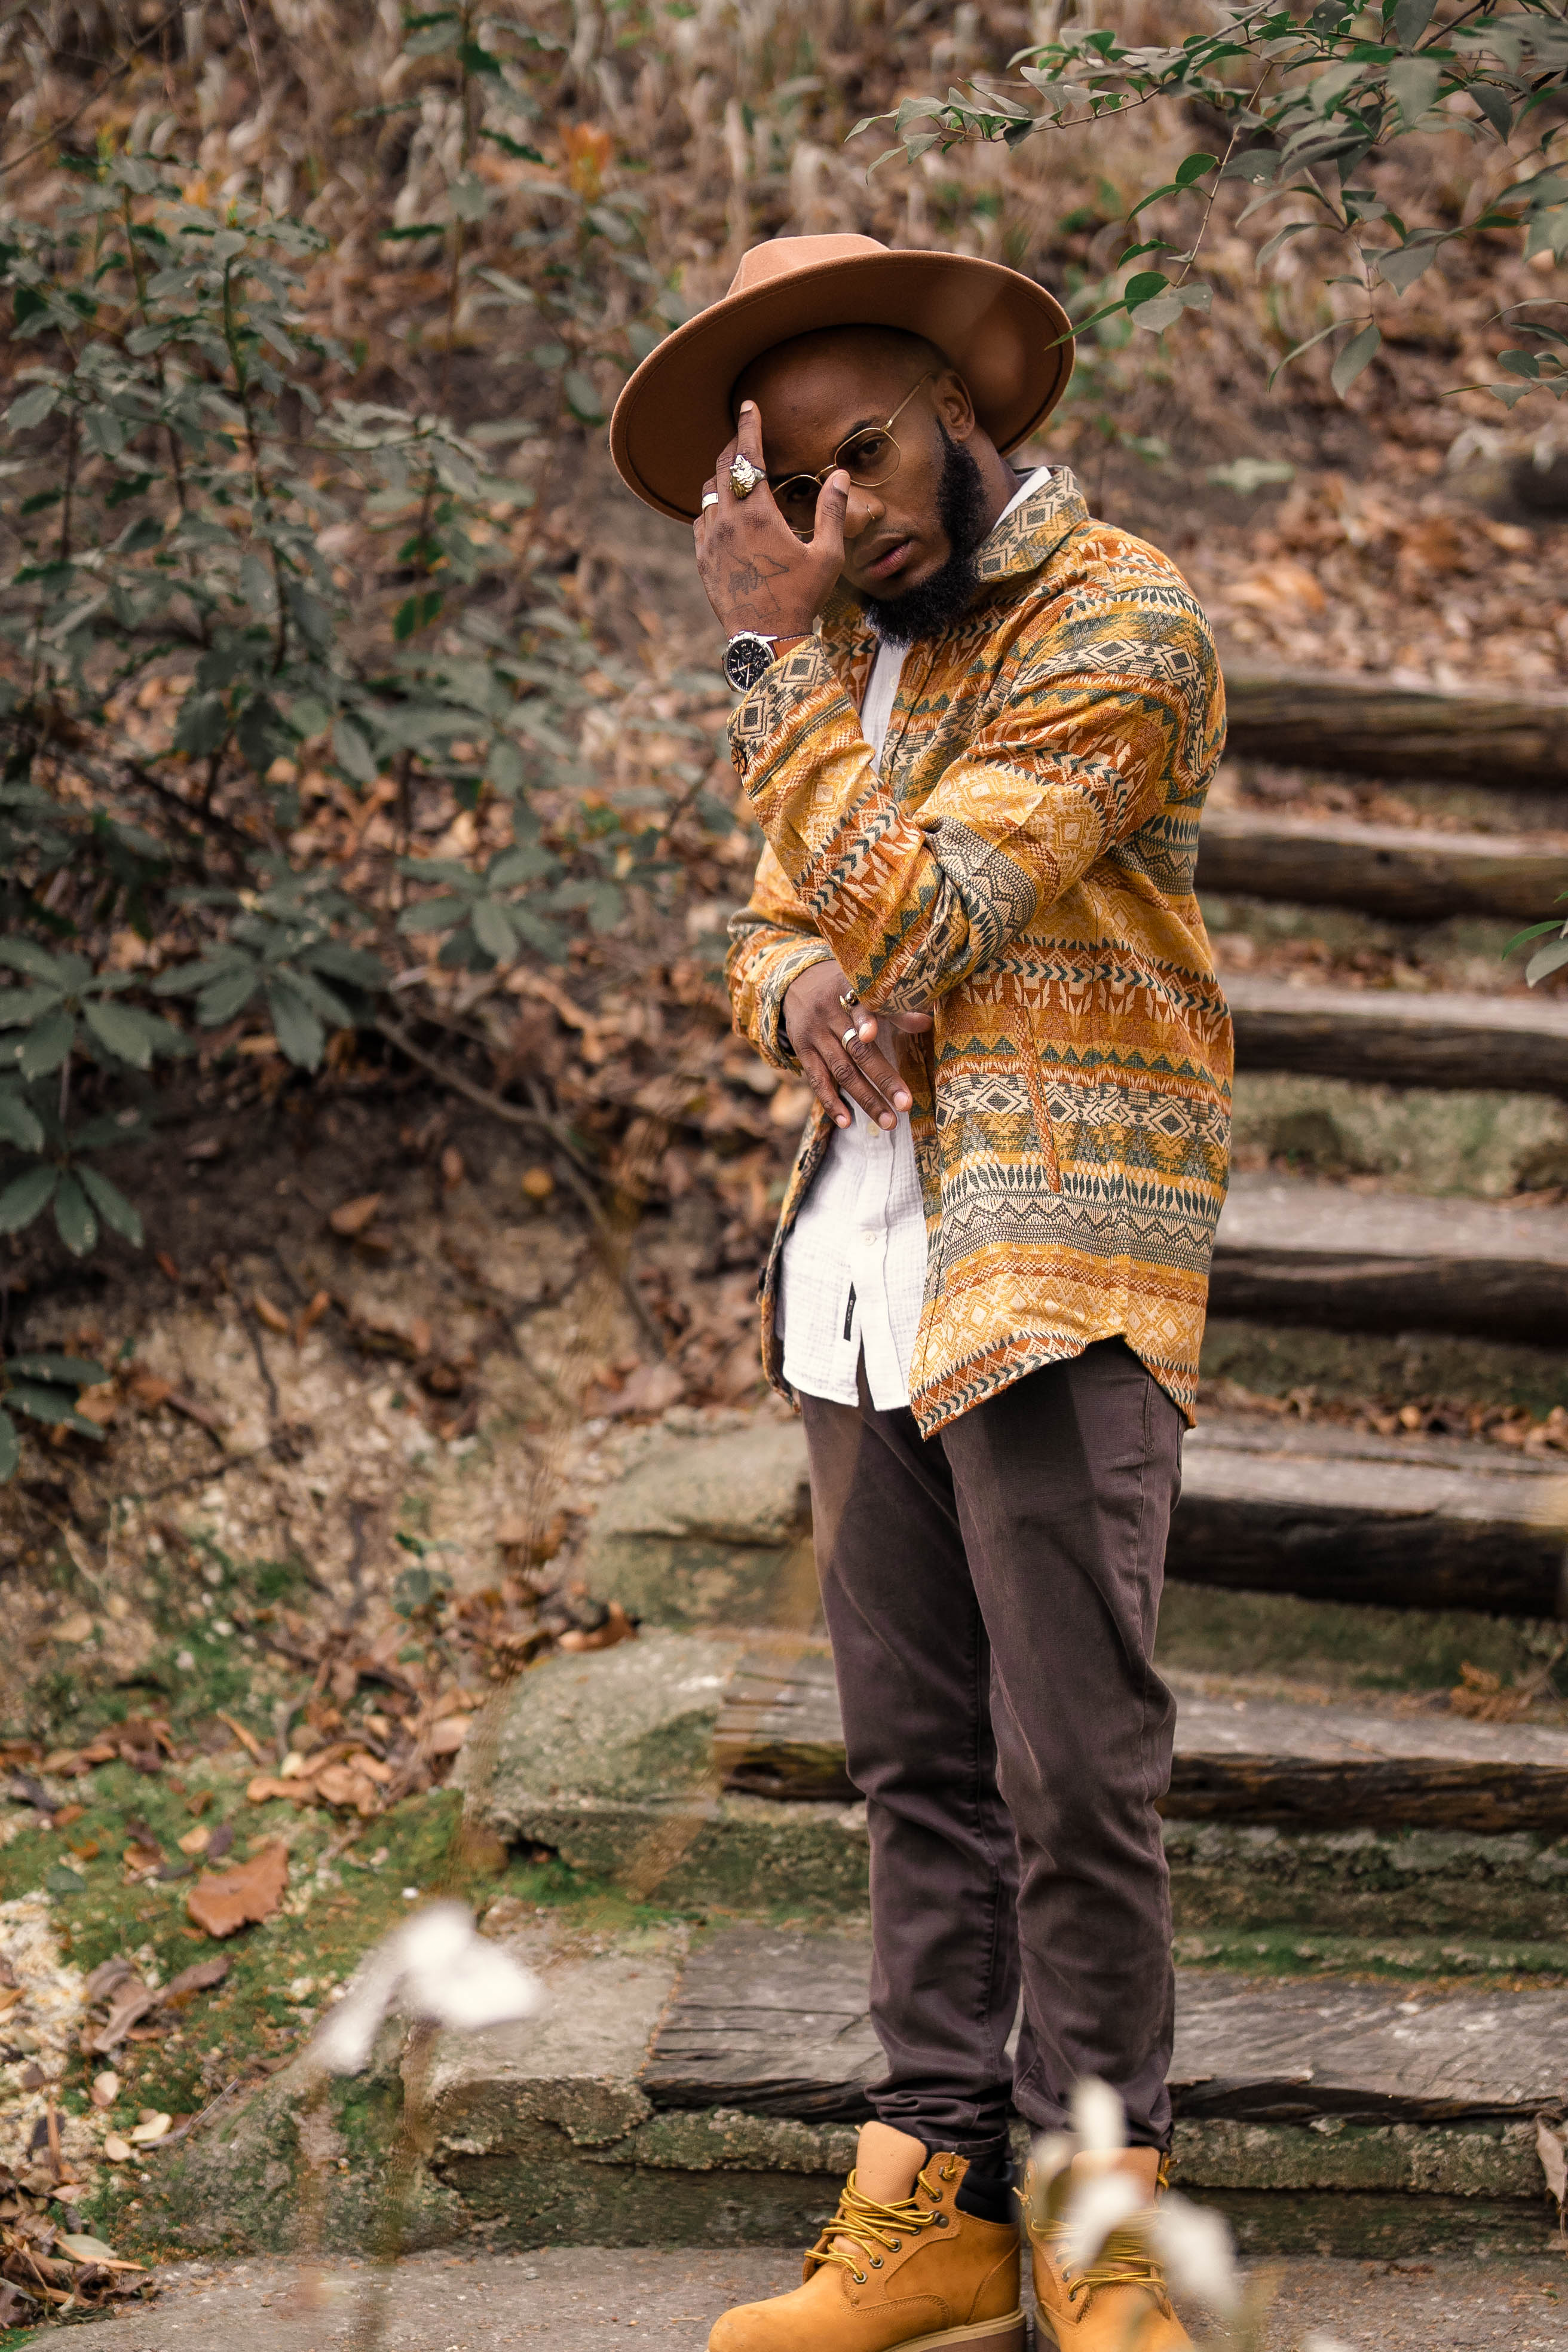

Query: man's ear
left=932, top=369, right=977, bottom=442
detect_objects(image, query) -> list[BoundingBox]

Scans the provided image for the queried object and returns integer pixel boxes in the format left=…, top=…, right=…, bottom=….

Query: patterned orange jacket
left=725, top=467, right=1232, bottom=1434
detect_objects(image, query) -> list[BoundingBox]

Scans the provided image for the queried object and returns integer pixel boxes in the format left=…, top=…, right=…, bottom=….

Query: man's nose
left=843, top=486, right=885, bottom=540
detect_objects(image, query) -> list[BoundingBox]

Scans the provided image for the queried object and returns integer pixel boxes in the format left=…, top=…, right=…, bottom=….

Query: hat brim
left=609, top=250, right=1075, bottom=523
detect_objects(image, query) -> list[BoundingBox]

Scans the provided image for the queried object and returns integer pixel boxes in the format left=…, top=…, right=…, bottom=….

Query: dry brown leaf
left=295, top=1288, right=330, bottom=1346
left=90, top=2072, right=118, bottom=2108
left=216, top=1711, right=265, bottom=1763
left=82, top=1980, right=158, bottom=2054
left=252, top=1290, right=290, bottom=1335
left=329, top=1192, right=383, bottom=1237
left=176, top=1825, right=210, bottom=1856
left=186, top=1840, right=289, bottom=1937
left=74, top=1385, right=118, bottom=1427
left=428, top=1715, right=470, bottom=1756
left=558, top=1601, right=638, bottom=1655
left=246, top=1774, right=314, bottom=1806
left=313, top=1763, right=381, bottom=1815
left=519, top=1165, right=555, bottom=1201
left=160, top=1957, right=229, bottom=2002
left=440, top=1145, right=465, bottom=1190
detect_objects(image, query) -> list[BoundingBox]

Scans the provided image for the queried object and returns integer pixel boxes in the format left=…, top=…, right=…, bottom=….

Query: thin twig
left=0, top=4, right=185, bottom=179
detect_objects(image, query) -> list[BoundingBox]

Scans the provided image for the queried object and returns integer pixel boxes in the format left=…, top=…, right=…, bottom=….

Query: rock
left=465, top=1630, right=742, bottom=1866
left=462, top=1633, right=868, bottom=1910
left=580, top=1422, right=812, bottom=1630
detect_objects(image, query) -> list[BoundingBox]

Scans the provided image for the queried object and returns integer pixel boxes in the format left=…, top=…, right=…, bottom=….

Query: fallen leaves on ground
left=0, top=2168, right=150, bottom=2322
left=185, top=1840, right=289, bottom=1938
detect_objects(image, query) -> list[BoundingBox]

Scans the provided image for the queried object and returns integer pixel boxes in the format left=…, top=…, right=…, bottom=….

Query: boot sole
left=898, top=2316, right=1028, bottom=2350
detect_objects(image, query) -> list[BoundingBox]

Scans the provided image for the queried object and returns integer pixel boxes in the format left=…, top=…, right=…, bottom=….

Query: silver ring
left=841, top=1025, right=860, bottom=1051
left=838, top=988, right=859, bottom=1012
left=728, top=454, right=762, bottom=500
left=700, top=491, right=719, bottom=510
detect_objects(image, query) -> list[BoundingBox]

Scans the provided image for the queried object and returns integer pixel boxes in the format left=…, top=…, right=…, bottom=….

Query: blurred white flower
left=1059, top=2167, right=1146, bottom=2273
left=1070, top=2077, right=1126, bottom=2158
left=1027, top=2131, right=1079, bottom=2231
left=1150, top=2192, right=1241, bottom=2318
left=311, top=1900, right=545, bottom=2075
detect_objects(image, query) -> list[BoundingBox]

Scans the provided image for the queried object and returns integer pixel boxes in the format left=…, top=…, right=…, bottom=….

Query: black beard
left=860, top=428, right=993, bottom=647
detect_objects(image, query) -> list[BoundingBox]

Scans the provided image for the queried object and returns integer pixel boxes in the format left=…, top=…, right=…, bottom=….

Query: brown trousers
left=800, top=1338, right=1183, bottom=2154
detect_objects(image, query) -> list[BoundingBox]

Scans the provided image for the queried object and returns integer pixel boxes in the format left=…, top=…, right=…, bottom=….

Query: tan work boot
left=1025, top=2148, right=1192, bottom=2351
left=709, top=2120, right=1025, bottom=2350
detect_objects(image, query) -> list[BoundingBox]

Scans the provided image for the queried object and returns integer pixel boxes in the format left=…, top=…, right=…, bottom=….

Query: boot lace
left=1058, top=2227, right=1175, bottom=2317
left=804, top=2161, right=956, bottom=2287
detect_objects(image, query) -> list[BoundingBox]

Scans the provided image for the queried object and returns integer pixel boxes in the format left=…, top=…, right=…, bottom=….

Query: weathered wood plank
left=641, top=1925, right=880, bottom=2120
left=1212, top=1173, right=1568, bottom=1343
left=643, top=1932, right=1568, bottom=2123
left=718, top=1652, right=1568, bottom=1831
left=1170, top=1971, right=1568, bottom=2121
left=1226, top=975, right=1568, bottom=1097
left=1196, top=807, right=1568, bottom=923
left=1175, top=1416, right=1568, bottom=1619
left=1224, top=667, right=1568, bottom=789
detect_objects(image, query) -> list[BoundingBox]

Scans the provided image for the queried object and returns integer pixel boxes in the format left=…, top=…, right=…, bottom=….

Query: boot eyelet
left=852, top=2271, right=866, bottom=2286
left=940, top=2164, right=957, bottom=2181
left=871, top=2258, right=883, bottom=2270
left=889, top=2238, right=901, bottom=2251
left=934, top=2212, right=949, bottom=2227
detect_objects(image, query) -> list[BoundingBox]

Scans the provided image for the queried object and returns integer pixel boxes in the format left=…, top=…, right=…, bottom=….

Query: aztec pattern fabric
left=725, top=466, right=1232, bottom=1434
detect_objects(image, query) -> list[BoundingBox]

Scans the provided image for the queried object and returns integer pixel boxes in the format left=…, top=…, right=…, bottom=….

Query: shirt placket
left=849, top=1106, right=904, bottom=1407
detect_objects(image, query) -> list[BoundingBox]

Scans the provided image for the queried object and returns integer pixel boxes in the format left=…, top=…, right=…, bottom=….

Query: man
left=610, top=234, right=1230, bottom=2352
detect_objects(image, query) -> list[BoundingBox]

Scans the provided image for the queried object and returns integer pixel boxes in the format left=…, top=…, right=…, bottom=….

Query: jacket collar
left=820, top=464, right=1090, bottom=672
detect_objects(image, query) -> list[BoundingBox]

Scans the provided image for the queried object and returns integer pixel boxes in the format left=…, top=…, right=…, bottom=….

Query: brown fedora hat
left=610, top=233, right=1074, bottom=523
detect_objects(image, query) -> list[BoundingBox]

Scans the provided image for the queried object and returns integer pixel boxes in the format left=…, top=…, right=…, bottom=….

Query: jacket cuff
left=746, top=936, right=833, bottom=1070
left=729, top=636, right=840, bottom=789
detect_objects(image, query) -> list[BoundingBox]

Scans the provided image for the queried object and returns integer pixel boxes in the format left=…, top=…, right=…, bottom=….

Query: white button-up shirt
left=777, top=467, right=1052, bottom=1410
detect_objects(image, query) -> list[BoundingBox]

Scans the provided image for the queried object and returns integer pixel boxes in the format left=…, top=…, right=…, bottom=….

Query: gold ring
left=700, top=491, right=719, bottom=510
left=728, top=454, right=762, bottom=500
left=838, top=988, right=859, bottom=1011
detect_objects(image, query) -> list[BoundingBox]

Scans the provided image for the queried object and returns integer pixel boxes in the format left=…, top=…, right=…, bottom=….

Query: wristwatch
left=723, top=630, right=800, bottom=692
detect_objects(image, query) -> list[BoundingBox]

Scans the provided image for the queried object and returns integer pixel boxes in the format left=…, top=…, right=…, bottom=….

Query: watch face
left=724, top=634, right=774, bottom=693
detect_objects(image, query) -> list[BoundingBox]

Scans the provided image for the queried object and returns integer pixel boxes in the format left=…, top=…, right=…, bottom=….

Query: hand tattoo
left=727, top=552, right=790, bottom=620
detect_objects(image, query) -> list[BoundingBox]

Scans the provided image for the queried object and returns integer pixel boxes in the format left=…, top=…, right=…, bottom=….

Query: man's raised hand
left=695, top=400, right=848, bottom=640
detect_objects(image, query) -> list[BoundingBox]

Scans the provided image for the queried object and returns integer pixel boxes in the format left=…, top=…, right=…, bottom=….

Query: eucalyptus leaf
left=0, top=1165, right=57, bottom=1234
left=53, top=1174, right=97, bottom=1258
left=77, top=1165, right=144, bottom=1245
left=1330, top=321, right=1382, bottom=397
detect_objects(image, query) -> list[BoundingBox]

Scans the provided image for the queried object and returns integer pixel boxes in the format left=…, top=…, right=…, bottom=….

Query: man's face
left=737, top=338, right=976, bottom=604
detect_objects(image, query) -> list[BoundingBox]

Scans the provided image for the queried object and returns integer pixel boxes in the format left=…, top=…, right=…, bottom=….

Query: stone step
left=1227, top=974, right=1568, bottom=1097
left=1223, top=665, right=1568, bottom=788
left=151, top=1915, right=1568, bottom=2258
left=1212, top=1171, right=1568, bottom=1345
left=1196, top=806, right=1568, bottom=922
left=467, top=1633, right=1568, bottom=1940
left=717, top=1652, right=1568, bottom=1835
left=1175, top=1413, right=1568, bottom=1618
left=577, top=1413, right=1568, bottom=1636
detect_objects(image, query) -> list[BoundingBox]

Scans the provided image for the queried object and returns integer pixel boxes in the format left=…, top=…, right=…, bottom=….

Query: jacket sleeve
left=724, top=840, right=834, bottom=1071
left=727, top=615, right=1221, bottom=1010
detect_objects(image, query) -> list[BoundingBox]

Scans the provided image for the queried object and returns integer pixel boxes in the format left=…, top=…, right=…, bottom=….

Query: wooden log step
left=717, top=1653, right=1568, bottom=1832
left=1196, top=806, right=1568, bottom=923
left=1223, top=667, right=1568, bottom=788
left=1226, top=973, right=1568, bottom=1097
left=1212, top=1172, right=1568, bottom=1344
left=642, top=1927, right=1568, bottom=2124
left=1174, top=1414, right=1568, bottom=1618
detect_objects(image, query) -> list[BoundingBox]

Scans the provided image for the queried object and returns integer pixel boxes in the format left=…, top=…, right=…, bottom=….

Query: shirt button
left=860, top=1228, right=878, bottom=1245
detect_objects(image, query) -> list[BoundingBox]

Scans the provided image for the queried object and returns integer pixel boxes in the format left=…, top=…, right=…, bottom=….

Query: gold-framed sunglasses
left=768, top=374, right=935, bottom=535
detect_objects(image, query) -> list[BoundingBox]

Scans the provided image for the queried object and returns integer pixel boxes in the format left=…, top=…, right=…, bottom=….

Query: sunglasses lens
left=838, top=428, right=898, bottom=483
left=774, top=477, right=819, bottom=525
